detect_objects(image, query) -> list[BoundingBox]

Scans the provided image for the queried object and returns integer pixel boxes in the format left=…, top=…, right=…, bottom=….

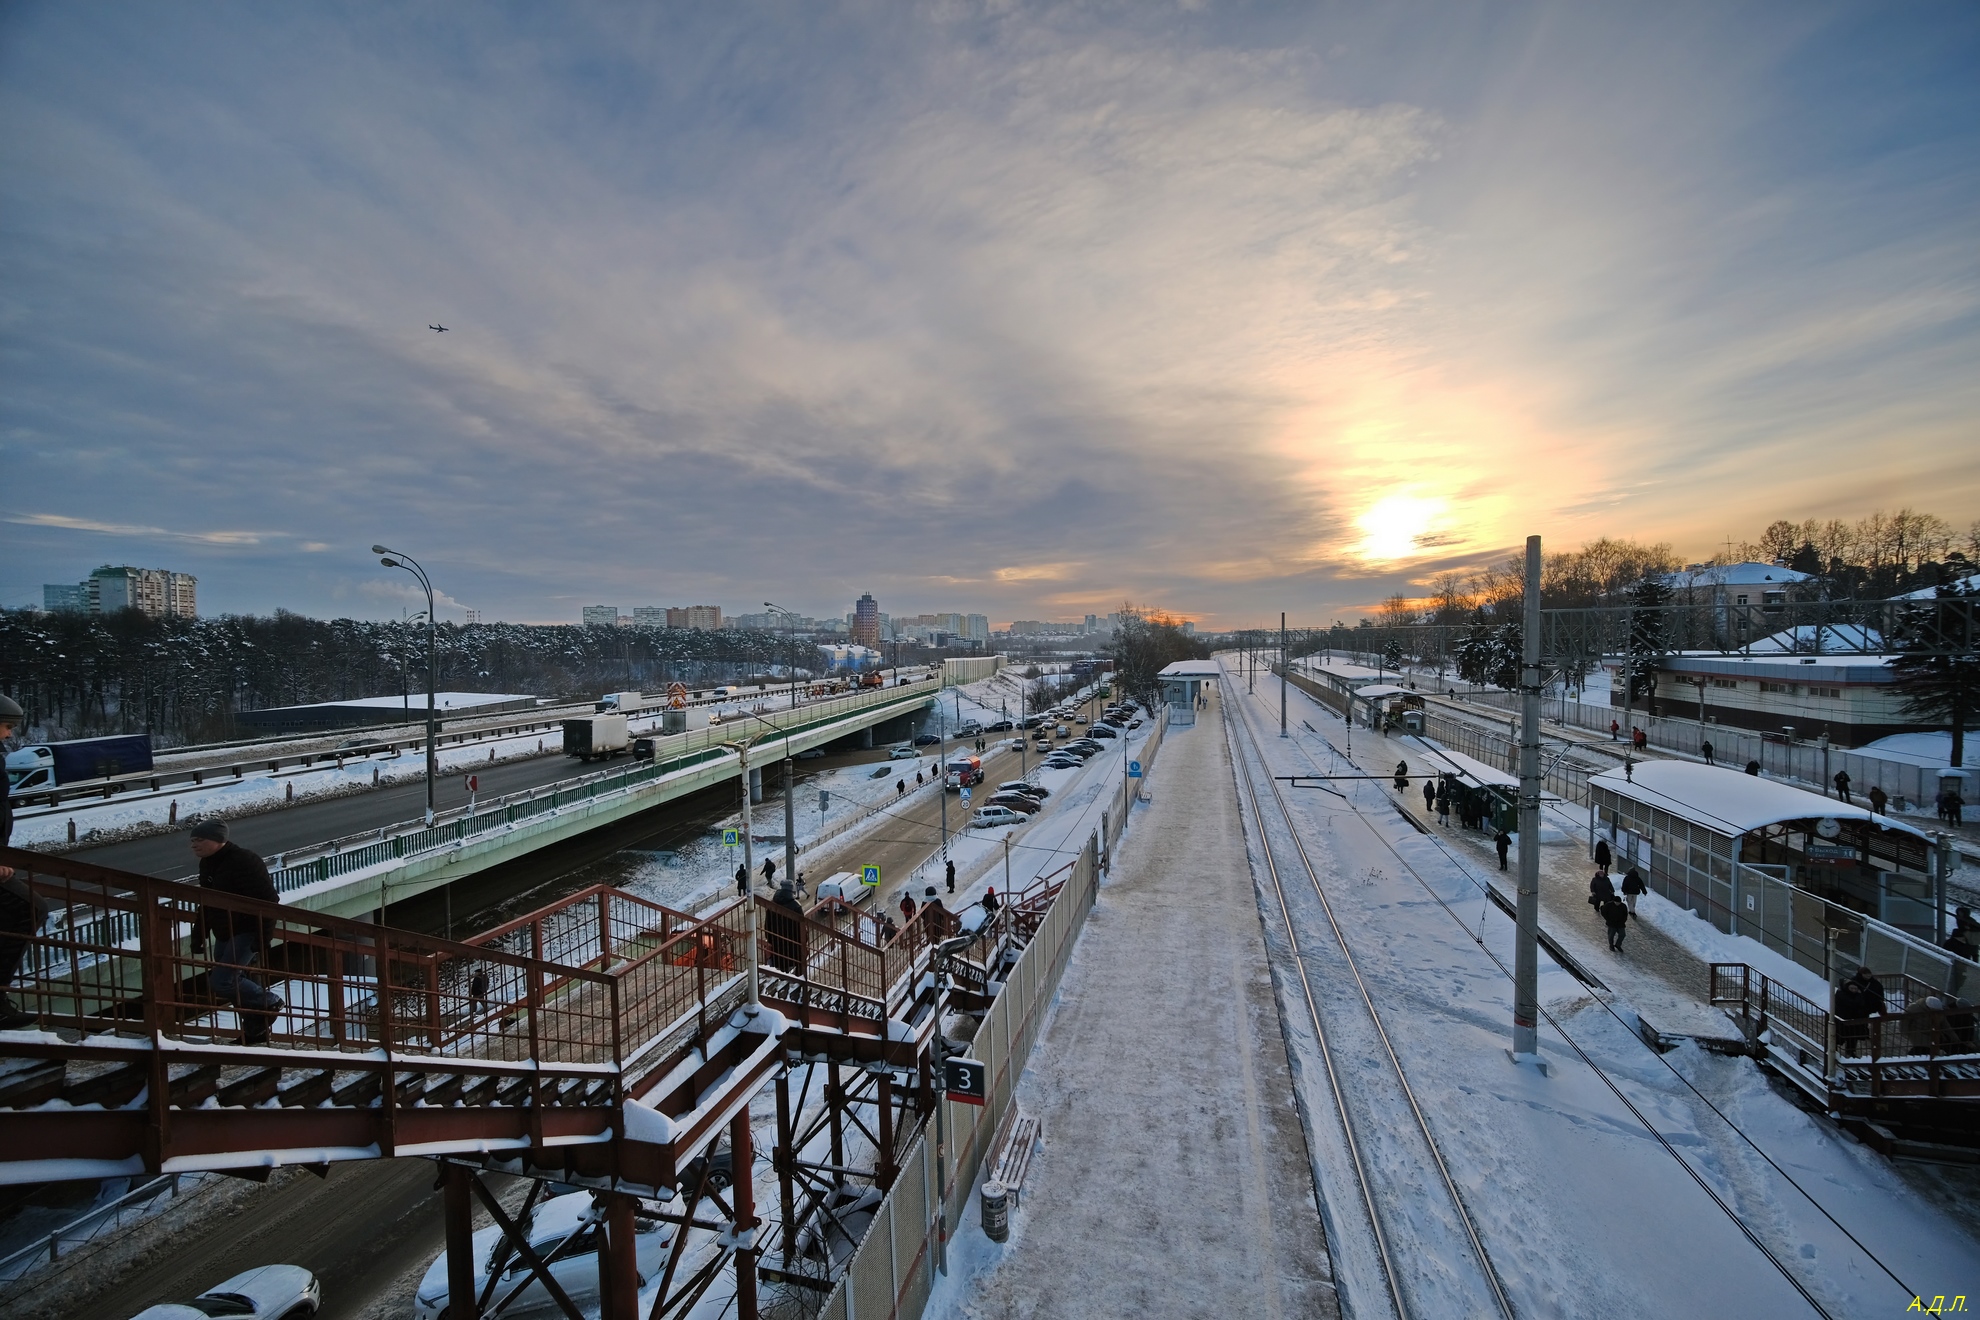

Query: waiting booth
left=1587, top=760, right=1968, bottom=990
left=1157, top=660, right=1220, bottom=728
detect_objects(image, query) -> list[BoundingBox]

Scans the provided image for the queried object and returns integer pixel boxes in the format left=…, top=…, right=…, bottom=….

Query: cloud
left=1, top=3, right=1975, bottom=628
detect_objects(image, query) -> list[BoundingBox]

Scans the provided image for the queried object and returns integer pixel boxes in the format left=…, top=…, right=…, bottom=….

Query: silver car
left=132, top=1265, right=321, bottom=1320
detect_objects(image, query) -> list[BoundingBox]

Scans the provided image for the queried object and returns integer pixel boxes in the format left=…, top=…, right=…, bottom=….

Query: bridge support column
left=442, top=1163, right=479, bottom=1320
left=748, top=765, right=763, bottom=804
left=859, top=725, right=874, bottom=750
left=598, top=1190, right=639, bottom=1320
left=874, top=1066, right=897, bottom=1192
left=731, top=1108, right=760, bottom=1320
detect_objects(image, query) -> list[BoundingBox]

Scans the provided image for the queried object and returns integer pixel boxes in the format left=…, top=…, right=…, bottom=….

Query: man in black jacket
left=189, top=821, right=284, bottom=1042
left=0, top=693, right=40, bottom=1028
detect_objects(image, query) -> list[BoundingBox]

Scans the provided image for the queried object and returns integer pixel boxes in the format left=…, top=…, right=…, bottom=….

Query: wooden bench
left=986, top=1111, right=1042, bottom=1208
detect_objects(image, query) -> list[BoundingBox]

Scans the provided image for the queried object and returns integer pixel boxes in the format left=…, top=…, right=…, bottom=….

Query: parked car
left=888, top=744, right=919, bottom=760
left=971, top=806, right=1026, bottom=829
left=414, top=1192, right=672, bottom=1320
left=1128, top=718, right=1143, bottom=729
left=999, top=780, right=1047, bottom=797
left=1042, top=757, right=1080, bottom=771
left=913, top=733, right=941, bottom=746
left=988, top=719, right=1015, bottom=731
left=958, top=721, right=983, bottom=737
left=1088, top=725, right=1118, bottom=739
left=987, top=793, right=1041, bottom=814
left=134, top=1266, right=322, bottom=1320
left=797, top=747, right=827, bottom=759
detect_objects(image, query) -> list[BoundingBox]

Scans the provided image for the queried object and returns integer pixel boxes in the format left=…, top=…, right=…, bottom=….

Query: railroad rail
left=1224, top=691, right=1515, bottom=1320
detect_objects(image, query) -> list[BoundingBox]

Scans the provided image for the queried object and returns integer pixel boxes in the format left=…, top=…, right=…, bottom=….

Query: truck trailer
left=5, top=735, right=156, bottom=793
left=562, top=714, right=630, bottom=761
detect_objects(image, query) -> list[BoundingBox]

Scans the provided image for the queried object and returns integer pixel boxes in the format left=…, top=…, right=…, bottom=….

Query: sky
left=3, top=1, right=1978, bottom=630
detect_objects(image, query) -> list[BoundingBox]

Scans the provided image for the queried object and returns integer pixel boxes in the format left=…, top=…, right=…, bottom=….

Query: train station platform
left=929, top=686, right=1338, bottom=1320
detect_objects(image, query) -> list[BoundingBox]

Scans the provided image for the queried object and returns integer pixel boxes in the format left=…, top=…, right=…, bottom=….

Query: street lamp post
left=764, top=602, right=800, bottom=710
left=373, top=545, right=439, bottom=821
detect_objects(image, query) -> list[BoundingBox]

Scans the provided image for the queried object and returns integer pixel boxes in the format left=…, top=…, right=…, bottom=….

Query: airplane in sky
left=429, top=323, right=448, bottom=332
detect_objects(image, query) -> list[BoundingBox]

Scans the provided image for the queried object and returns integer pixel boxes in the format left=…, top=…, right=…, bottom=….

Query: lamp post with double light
left=764, top=602, right=800, bottom=709
left=373, top=544, right=438, bottom=821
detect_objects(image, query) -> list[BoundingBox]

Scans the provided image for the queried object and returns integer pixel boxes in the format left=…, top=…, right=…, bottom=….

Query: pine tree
left=1888, top=579, right=1979, bottom=767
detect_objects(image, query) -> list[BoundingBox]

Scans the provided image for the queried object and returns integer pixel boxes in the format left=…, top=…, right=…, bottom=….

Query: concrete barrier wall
left=941, top=655, right=1005, bottom=686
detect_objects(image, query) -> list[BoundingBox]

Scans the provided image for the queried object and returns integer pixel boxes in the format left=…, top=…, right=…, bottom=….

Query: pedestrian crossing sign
left=960, top=786, right=971, bottom=803
left=862, top=864, right=881, bottom=887
left=723, top=828, right=740, bottom=847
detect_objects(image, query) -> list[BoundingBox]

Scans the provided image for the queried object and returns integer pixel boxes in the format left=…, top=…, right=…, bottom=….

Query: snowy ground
left=1226, top=662, right=1979, bottom=1318
left=926, top=695, right=1336, bottom=1320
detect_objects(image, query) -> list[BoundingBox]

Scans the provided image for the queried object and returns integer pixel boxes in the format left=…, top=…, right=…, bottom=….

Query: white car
left=132, top=1265, right=321, bottom=1320
left=971, top=806, right=1026, bottom=829
left=888, top=744, right=919, bottom=760
left=413, top=1192, right=671, bottom=1320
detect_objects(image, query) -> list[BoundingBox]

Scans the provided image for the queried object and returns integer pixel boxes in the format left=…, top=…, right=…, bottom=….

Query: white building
left=582, top=605, right=620, bottom=627
left=50, top=565, right=199, bottom=619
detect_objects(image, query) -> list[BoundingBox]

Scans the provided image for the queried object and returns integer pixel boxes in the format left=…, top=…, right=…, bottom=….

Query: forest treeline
left=0, top=611, right=796, bottom=745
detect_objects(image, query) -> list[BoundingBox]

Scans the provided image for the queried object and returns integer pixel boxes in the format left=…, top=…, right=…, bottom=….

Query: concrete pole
left=1514, top=535, right=1543, bottom=1062
left=1280, top=612, right=1289, bottom=738
left=731, top=1107, right=759, bottom=1320
left=738, top=742, right=759, bottom=1007
left=783, top=757, right=796, bottom=886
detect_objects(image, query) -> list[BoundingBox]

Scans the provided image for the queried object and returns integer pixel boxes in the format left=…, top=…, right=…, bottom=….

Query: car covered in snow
left=133, top=1265, right=322, bottom=1320
left=413, top=1191, right=671, bottom=1320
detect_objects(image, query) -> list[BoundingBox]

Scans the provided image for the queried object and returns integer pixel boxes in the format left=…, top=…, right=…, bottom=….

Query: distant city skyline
left=3, top=5, right=1976, bottom=629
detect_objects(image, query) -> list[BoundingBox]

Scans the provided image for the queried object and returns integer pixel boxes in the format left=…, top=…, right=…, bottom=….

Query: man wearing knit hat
left=0, top=693, right=40, bottom=1028
left=189, top=819, right=284, bottom=1043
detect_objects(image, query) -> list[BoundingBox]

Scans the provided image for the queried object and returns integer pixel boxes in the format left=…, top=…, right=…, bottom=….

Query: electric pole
left=1279, top=612, right=1288, bottom=737
left=1513, top=535, right=1542, bottom=1063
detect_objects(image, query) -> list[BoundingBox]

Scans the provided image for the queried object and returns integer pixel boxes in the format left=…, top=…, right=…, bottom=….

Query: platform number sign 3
left=945, top=1057, right=987, bottom=1106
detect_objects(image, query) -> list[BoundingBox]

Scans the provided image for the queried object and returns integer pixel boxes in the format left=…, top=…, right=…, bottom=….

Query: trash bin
left=981, top=1179, right=1009, bottom=1243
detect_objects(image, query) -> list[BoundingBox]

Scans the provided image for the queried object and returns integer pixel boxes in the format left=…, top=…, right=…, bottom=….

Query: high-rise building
left=851, top=593, right=880, bottom=647
left=631, top=607, right=667, bottom=628
left=965, top=614, right=990, bottom=643
left=65, top=565, right=198, bottom=619
left=43, top=583, right=87, bottom=612
left=663, top=605, right=724, bottom=631
left=582, top=605, right=619, bottom=627
left=1084, top=614, right=1099, bottom=635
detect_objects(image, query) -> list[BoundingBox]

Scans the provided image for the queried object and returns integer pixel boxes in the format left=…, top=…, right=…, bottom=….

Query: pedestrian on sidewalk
left=897, top=778, right=906, bottom=797
left=1868, top=784, right=1887, bottom=816
left=1632, top=727, right=1647, bottom=752
left=946, top=858, right=956, bottom=894
left=1594, top=838, right=1612, bottom=871
left=1599, top=894, right=1630, bottom=951
left=190, top=820, right=285, bottom=1045
left=923, top=885, right=946, bottom=917
left=761, top=856, right=777, bottom=888
left=1947, top=787, right=1965, bottom=827
left=899, top=892, right=917, bottom=923
left=1610, top=719, right=1620, bottom=741
left=468, top=966, right=490, bottom=1016
left=1394, top=761, right=1408, bottom=793
left=1621, top=866, right=1646, bottom=913
left=1495, top=829, right=1511, bottom=871
left=1834, top=769, right=1852, bottom=804
left=1701, top=739, right=1715, bottom=767
left=736, top=863, right=750, bottom=896
left=1422, top=779, right=1436, bottom=814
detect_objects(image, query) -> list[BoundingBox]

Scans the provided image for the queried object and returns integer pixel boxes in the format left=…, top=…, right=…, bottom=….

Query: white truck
left=563, top=713, right=630, bottom=761
left=597, top=691, right=649, bottom=714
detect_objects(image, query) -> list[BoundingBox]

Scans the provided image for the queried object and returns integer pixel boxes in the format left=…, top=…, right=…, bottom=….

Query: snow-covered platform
left=928, top=685, right=1338, bottom=1319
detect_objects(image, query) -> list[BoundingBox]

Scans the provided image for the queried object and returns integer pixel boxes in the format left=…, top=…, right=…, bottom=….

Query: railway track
left=1224, top=682, right=1516, bottom=1320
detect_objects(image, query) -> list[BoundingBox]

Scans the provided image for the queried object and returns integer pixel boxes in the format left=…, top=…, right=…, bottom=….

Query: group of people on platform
left=1588, top=839, right=1647, bottom=953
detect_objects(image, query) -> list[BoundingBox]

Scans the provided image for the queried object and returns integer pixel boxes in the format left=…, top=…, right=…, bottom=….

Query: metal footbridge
left=0, top=844, right=1069, bottom=1319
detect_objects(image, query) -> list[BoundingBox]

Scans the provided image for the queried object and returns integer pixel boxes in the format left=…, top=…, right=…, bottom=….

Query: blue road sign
left=861, top=864, right=881, bottom=887
left=1128, top=760, right=1143, bottom=778
left=722, top=828, right=740, bottom=847
left=960, top=786, right=971, bottom=803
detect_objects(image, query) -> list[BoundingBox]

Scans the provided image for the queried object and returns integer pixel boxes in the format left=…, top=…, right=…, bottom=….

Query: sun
left=1353, top=493, right=1445, bottom=562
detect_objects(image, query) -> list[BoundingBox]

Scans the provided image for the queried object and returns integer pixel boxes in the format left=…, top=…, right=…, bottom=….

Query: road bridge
left=52, top=679, right=939, bottom=929
left=0, top=839, right=1075, bottom=1319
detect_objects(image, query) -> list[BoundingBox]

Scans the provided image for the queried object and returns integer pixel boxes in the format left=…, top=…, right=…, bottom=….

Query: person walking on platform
left=1834, top=974, right=1870, bottom=1056
left=1594, top=839, right=1612, bottom=872
left=1621, top=866, right=1646, bottom=913
left=1495, top=829, right=1512, bottom=871
left=1833, top=769, right=1852, bottom=804
left=1610, top=719, right=1620, bottom=741
left=1435, top=783, right=1451, bottom=828
left=1868, top=784, right=1887, bottom=815
left=1599, top=894, right=1630, bottom=951
left=1589, top=868, right=1616, bottom=910
left=1701, top=739, right=1715, bottom=767
left=1422, top=779, right=1436, bottom=815
left=1394, top=762, right=1408, bottom=793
